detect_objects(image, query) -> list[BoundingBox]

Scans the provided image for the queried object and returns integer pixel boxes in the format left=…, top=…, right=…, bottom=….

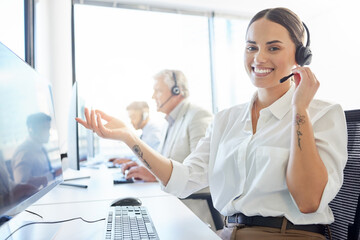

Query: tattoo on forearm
left=132, top=144, right=152, bottom=169
left=295, top=113, right=306, bottom=150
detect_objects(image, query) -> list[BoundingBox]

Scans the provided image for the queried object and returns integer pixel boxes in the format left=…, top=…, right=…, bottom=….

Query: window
left=74, top=4, right=212, bottom=156
left=74, top=5, right=212, bottom=115
left=213, top=16, right=254, bottom=112
left=0, top=0, right=25, bottom=59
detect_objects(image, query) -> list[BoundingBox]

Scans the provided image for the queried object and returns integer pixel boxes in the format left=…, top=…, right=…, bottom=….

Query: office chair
left=348, top=193, right=360, bottom=240
left=187, top=192, right=224, bottom=230
left=326, top=109, right=360, bottom=240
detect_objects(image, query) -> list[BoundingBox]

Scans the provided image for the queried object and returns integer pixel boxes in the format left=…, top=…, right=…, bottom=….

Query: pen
left=279, top=73, right=294, bottom=83
left=60, top=183, right=88, bottom=188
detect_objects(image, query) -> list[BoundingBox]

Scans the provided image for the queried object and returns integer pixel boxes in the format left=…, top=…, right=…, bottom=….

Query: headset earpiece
left=171, top=71, right=180, bottom=96
left=295, top=45, right=312, bottom=66
left=295, top=22, right=312, bottom=66
left=142, top=112, right=149, bottom=121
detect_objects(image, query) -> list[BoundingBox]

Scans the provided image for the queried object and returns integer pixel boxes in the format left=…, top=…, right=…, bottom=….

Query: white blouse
left=162, top=84, right=348, bottom=225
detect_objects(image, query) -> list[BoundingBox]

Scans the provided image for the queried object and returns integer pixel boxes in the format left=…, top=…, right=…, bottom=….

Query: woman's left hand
left=291, top=67, right=320, bottom=109
left=76, top=107, right=130, bottom=141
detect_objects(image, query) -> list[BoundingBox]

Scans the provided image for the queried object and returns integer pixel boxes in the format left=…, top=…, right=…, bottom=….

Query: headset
left=142, top=111, right=149, bottom=121
left=159, top=71, right=181, bottom=109
left=171, top=71, right=180, bottom=96
left=295, top=22, right=312, bottom=66
left=280, top=22, right=313, bottom=83
left=136, top=111, right=149, bottom=129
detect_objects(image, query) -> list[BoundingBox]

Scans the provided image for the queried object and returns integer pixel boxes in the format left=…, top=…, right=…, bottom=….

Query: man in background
left=122, top=69, right=216, bottom=229
left=109, top=101, right=166, bottom=170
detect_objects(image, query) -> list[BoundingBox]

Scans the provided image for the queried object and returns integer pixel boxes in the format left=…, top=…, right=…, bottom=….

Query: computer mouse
left=111, top=197, right=142, bottom=206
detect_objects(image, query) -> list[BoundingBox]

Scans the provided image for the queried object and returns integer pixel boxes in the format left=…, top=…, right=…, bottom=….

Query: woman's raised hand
left=75, top=107, right=129, bottom=141
left=291, top=66, right=320, bottom=110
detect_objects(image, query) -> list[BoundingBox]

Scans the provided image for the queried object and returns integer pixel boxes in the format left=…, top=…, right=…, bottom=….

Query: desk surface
left=0, top=166, right=220, bottom=239
left=36, top=167, right=169, bottom=205
left=1, top=196, right=220, bottom=240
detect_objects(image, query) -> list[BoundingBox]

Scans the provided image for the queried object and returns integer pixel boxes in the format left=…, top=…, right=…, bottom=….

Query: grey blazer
left=160, top=99, right=213, bottom=163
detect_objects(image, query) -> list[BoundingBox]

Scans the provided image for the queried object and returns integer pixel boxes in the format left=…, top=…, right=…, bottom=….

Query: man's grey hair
left=153, top=69, right=189, bottom=98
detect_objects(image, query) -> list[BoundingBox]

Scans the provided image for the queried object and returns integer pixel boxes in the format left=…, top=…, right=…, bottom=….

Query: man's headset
left=171, top=71, right=180, bottom=96
left=295, top=22, right=312, bottom=66
left=142, top=111, right=149, bottom=121
left=137, top=111, right=149, bottom=129
left=159, top=71, right=180, bottom=108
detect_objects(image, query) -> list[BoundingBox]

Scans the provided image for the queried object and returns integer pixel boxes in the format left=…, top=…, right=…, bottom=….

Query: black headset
left=171, top=71, right=180, bottom=96
left=295, top=22, right=312, bottom=66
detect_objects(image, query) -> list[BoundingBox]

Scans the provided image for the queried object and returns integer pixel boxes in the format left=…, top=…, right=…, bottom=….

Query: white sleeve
left=161, top=122, right=213, bottom=198
left=313, top=104, right=348, bottom=212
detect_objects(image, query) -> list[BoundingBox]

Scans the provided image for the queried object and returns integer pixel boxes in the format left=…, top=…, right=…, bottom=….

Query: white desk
left=1, top=196, right=220, bottom=240
left=0, top=166, right=220, bottom=239
left=36, top=167, right=169, bottom=205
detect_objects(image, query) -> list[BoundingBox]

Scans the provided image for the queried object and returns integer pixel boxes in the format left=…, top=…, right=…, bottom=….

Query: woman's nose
left=254, top=50, right=267, bottom=64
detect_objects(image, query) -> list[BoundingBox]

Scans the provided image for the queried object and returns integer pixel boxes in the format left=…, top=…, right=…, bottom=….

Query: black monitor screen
left=0, top=42, right=63, bottom=220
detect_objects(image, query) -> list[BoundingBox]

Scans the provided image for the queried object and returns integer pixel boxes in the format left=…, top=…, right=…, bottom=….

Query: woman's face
left=244, top=18, right=297, bottom=89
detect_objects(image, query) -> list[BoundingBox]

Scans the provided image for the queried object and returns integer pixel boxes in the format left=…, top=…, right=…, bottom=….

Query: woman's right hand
left=76, top=107, right=130, bottom=141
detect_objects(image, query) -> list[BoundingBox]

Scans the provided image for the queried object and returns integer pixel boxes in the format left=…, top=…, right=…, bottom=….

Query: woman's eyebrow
left=266, top=40, right=283, bottom=45
left=246, top=40, right=256, bottom=44
left=246, top=40, right=283, bottom=45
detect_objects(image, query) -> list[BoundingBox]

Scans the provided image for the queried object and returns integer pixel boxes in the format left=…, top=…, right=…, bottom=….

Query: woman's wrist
left=292, top=105, right=308, bottom=114
left=123, top=128, right=139, bottom=146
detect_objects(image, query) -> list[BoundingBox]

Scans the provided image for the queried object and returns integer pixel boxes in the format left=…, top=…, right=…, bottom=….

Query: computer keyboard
left=104, top=206, right=159, bottom=240
left=113, top=172, right=134, bottom=184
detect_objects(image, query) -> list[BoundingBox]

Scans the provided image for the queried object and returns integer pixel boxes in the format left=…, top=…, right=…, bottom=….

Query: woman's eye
left=269, top=46, right=280, bottom=51
left=246, top=46, right=257, bottom=51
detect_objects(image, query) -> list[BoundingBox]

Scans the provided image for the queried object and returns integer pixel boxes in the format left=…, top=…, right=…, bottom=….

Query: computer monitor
left=0, top=42, right=63, bottom=225
left=67, top=81, right=95, bottom=170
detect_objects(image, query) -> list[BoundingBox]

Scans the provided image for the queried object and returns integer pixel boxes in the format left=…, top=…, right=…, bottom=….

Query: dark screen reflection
left=1, top=112, right=62, bottom=211
left=0, top=42, right=62, bottom=221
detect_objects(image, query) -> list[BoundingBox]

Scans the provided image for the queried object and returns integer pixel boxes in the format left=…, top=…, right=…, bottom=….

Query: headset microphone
left=159, top=95, right=173, bottom=109
left=279, top=73, right=294, bottom=83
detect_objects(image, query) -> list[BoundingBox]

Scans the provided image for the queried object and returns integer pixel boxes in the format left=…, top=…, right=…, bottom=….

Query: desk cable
left=4, top=216, right=105, bottom=240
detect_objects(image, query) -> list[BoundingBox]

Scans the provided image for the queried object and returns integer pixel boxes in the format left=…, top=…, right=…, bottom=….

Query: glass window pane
left=74, top=5, right=212, bottom=156
left=0, top=0, right=25, bottom=59
left=213, top=17, right=254, bottom=112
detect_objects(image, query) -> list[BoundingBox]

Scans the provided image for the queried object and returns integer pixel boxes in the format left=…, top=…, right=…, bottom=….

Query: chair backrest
left=187, top=193, right=224, bottom=231
left=327, top=109, right=360, bottom=240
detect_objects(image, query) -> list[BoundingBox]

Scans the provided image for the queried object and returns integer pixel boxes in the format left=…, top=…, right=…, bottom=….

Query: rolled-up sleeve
left=313, top=104, right=348, bottom=212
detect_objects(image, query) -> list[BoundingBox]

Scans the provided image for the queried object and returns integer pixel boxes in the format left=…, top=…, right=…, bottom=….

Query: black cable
left=4, top=216, right=105, bottom=240
left=25, top=210, right=43, bottom=219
